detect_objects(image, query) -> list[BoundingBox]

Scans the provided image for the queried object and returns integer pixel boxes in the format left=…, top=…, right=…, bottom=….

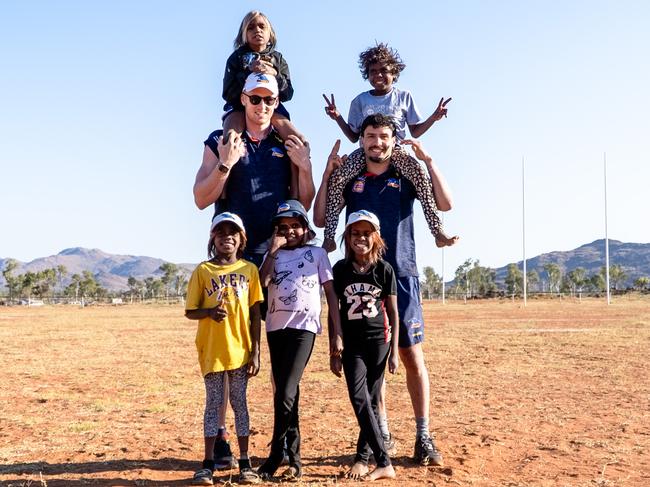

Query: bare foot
left=364, top=465, right=396, bottom=481
left=435, top=231, right=460, bottom=248
left=345, top=461, right=369, bottom=480
left=322, top=237, right=337, bottom=253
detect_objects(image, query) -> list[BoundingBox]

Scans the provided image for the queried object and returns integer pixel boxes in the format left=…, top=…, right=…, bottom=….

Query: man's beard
left=367, top=147, right=392, bottom=164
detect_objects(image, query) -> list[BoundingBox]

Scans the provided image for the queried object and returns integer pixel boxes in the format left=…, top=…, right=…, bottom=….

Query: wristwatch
left=217, top=163, right=230, bottom=174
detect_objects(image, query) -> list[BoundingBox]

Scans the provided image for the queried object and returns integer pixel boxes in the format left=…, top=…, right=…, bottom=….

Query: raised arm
left=323, top=94, right=359, bottom=143
left=313, top=139, right=346, bottom=228
left=193, top=133, right=245, bottom=210
left=401, top=138, right=454, bottom=211
left=408, top=97, right=452, bottom=139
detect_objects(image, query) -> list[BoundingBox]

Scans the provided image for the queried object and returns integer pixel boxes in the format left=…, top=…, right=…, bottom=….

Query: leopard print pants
left=324, top=146, right=443, bottom=241
left=203, top=366, right=249, bottom=437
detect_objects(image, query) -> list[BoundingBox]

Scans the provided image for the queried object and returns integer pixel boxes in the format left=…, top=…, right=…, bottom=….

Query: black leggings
left=260, top=328, right=316, bottom=474
left=342, top=338, right=391, bottom=467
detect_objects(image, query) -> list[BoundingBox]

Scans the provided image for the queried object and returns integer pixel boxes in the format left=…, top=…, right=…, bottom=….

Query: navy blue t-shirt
left=343, top=166, right=418, bottom=277
left=204, top=129, right=292, bottom=255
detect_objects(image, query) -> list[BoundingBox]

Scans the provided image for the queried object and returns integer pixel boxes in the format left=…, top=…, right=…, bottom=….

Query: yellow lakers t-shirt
left=185, top=259, right=263, bottom=376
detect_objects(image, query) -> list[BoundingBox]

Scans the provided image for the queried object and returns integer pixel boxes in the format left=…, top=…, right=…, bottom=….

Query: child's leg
left=323, top=148, right=367, bottom=250
left=391, top=147, right=458, bottom=248
left=213, top=376, right=236, bottom=469
left=192, top=372, right=226, bottom=483
left=226, top=366, right=251, bottom=455
left=222, top=111, right=245, bottom=143
left=271, top=112, right=306, bottom=143
left=203, top=372, right=227, bottom=460
left=342, top=343, right=392, bottom=473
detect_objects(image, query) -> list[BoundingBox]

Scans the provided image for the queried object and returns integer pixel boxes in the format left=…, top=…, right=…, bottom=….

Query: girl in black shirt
left=332, top=210, right=399, bottom=481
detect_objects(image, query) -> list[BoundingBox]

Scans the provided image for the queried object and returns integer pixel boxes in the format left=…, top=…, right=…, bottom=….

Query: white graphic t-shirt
left=265, top=246, right=333, bottom=334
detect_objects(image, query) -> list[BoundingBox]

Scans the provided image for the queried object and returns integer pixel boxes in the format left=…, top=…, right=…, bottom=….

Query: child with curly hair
left=322, top=43, right=457, bottom=251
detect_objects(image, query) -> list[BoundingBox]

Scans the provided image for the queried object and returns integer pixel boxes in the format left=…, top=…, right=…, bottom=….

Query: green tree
left=159, top=262, right=179, bottom=298
left=127, top=276, right=144, bottom=302
left=467, top=261, right=496, bottom=297
left=526, top=269, right=540, bottom=292
left=588, top=272, right=606, bottom=292
left=543, top=263, right=562, bottom=294
left=2, top=259, right=20, bottom=301
left=609, top=264, right=627, bottom=290
left=633, top=277, right=649, bottom=291
left=566, top=267, right=587, bottom=296
left=505, top=264, right=523, bottom=296
left=454, top=259, right=473, bottom=297
left=421, top=266, right=442, bottom=299
left=56, top=265, right=67, bottom=294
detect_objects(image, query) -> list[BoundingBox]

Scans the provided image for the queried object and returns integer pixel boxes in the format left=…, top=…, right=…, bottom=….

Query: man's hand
left=217, top=132, right=246, bottom=170
left=247, top=350, right=260, bottom=377
left=431, top=97, right=452, bottom=122
left=285, top=135, right=311, bottom=170
left=325, top=139, right=347, bottom=177
left=322, top=94, right=340, bottom=121
left=401, top=138, right=432, bottom=164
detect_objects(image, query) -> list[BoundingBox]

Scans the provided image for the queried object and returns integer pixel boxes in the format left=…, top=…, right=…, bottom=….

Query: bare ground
left=1, top=297, right=648, bottom=486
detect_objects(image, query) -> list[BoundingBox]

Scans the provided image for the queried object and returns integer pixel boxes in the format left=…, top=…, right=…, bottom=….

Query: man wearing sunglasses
left=194, top=72, right=315, bottom=269
left=193, top=72, right=315, bottom=471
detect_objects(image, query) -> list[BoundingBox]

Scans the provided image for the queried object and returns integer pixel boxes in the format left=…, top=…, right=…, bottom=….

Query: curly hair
left=358, top=42, right=406, bottom=82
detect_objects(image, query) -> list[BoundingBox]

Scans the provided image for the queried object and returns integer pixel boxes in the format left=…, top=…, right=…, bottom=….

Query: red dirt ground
left=1, top=297, right=648, bottom=486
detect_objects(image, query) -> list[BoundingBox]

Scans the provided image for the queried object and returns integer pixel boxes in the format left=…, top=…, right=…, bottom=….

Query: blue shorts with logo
left=396, top=276, right=425, bottom=348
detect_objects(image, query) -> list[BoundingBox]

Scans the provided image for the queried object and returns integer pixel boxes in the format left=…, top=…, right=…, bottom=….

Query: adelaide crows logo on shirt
left=352, top=176, right=366, bottom=193
left=270, top=147, right=284, bottom=158
left=386, top=178, right=400, bottom=189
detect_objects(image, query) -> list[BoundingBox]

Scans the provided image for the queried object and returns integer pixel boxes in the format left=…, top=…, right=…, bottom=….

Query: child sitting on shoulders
left=322, top=42, right=457, bottom=251
left=222, top=10, right=303, bottom=143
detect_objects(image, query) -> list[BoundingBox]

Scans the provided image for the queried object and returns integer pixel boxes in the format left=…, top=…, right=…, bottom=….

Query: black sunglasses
left=244, top=93, right=277, bottom=106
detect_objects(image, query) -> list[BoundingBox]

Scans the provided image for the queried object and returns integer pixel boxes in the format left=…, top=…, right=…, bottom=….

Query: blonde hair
left=343, top=224, right=387, bottom=266
left=234, top=11, right=277, bottom=50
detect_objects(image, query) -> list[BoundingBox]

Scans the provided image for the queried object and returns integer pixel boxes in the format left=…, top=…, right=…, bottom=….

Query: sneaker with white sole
left=414, top=435, right=443, bottom=466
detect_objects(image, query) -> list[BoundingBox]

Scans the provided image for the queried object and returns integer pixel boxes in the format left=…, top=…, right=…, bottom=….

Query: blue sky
left=1, top=0, right=649, bottom=277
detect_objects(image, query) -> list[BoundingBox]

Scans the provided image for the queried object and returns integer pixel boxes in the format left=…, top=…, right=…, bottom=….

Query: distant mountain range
left=1, top=239, right=649, bottom=291
left=491, top=239, right=649, bottom=287
left=0, top=247, right=195, bottom=291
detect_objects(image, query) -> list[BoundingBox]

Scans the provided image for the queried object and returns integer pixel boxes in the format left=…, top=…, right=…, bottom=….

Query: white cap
left=243, top=72, right=279, bottom=96
left=345, top=210, right=381, bottom=232
left=211, top=212, right=245, bottom=233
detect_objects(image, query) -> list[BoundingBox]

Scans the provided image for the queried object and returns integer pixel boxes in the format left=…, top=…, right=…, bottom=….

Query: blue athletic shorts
left=396, top=276, right=425, bottom=348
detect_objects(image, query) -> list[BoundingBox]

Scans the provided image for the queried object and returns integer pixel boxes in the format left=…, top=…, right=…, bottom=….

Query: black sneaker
left=213, top=434, right=237, bottom=470
left=414, top=435, right=443, bottom=466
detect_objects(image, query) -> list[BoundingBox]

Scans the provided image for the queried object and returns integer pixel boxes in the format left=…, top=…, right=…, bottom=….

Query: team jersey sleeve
left=204, top=130, right=223, bottom=157
left=185, top=265, right=204, bottom=311
left=248, top=263, right=264, bottom=306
